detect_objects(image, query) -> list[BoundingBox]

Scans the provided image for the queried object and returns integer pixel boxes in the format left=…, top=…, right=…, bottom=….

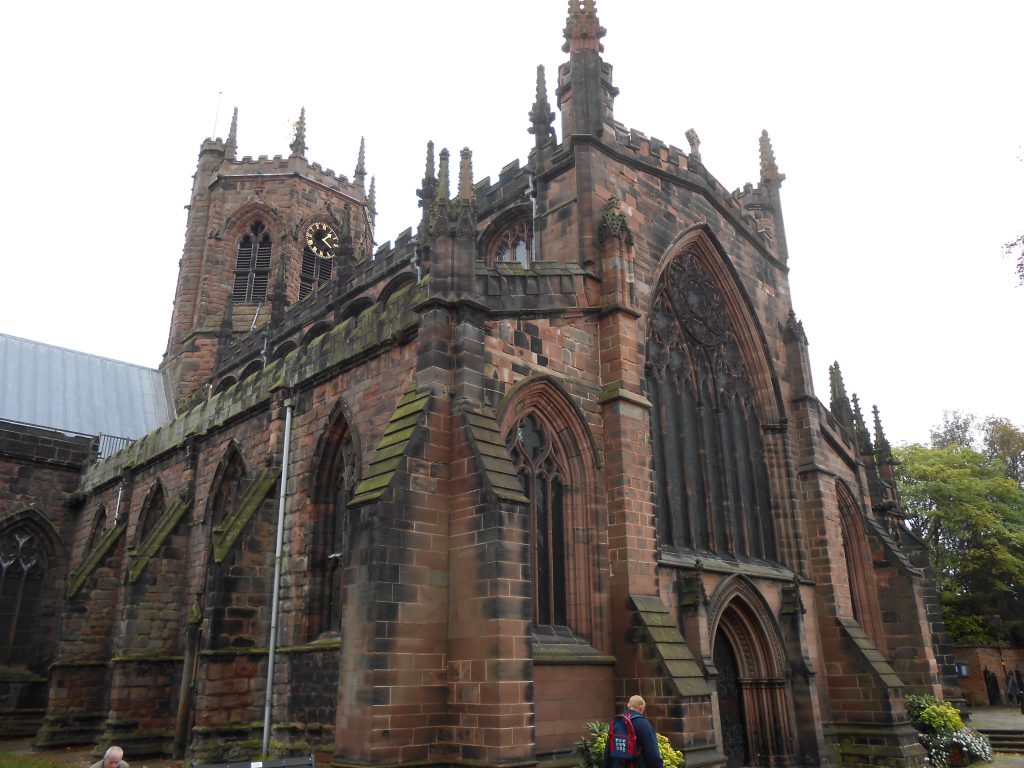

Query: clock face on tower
left=305, top=222, right=339, bottom=259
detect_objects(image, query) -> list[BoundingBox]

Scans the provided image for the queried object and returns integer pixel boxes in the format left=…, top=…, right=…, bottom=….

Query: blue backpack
left=608, top=712, right=641, bottom=761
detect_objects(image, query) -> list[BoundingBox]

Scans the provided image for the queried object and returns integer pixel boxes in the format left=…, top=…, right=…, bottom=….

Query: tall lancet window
left=507, top=414, right=567, bottom=626
left=232, top=221, right=272, bottom=303
left=646, top=251, right=777, bottom=561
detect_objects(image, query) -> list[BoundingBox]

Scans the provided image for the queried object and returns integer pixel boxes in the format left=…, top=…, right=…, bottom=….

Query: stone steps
left=978, top=729, right=1024, bottom=752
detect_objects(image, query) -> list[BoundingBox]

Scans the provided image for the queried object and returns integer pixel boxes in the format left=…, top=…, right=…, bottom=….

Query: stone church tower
left=162, top=108, right=374, bottom=408
left=1, top=3, right=958, bottom=767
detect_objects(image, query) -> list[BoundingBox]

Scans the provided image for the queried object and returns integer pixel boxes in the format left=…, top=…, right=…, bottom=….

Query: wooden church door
left=715, top=632, right=749, bottom=768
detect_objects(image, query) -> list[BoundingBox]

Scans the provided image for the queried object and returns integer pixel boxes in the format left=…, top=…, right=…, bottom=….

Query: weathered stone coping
left=67, top=522, right=126, bottom=597
left=212, top=467, right=280, bottom=563
left=80, top=280, right=429, bottom=493
left=128, top=492, right=191, bottom=582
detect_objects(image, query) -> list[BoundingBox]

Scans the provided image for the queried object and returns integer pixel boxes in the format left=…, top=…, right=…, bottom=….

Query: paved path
left=968, top=707, right=1024, bottom=767
left=3, top=710, right=1024, bottom=767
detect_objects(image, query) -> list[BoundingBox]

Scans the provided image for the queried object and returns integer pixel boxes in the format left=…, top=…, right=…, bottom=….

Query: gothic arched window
left=507, top=414, right=567, bottom=626
left=209, top=448, right=246, bottom=530
left=309, top=407, right=358, bottom=639
left=232, top=220, right=272, bottom=303
left=136, top=483, right=165, bottom=546
left=646, top=250, right=777, bottom=562
left=836, top=481, right=884, bottom=648
left=0, top=521, right=47, bottom=666
left=489, top=220, right=532, bottom=268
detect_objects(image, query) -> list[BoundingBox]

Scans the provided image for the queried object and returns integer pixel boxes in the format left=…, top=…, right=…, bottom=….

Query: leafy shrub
left=919, top=727, right=993, bottom=767
left=575, top=720, right=685, bottom=768
left=907, top=694, right=991, bottom=766
left=906, top=693, right=963, bottom=734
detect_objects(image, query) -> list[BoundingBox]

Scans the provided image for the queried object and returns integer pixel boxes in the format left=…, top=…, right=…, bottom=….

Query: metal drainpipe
left=262, top=397, right=293, bottom=757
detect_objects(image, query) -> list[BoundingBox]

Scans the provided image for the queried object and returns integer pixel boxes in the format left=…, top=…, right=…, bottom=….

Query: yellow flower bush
left=576, top=721, right=685, bottom=768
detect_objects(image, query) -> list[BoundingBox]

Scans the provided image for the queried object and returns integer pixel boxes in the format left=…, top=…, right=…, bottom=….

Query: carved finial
left=563, top=0, right=605, bottom=54
left=339, top=204, right=354, bottom=261
left=873, top=405, right=893, bottom=464
left=429, top=148, right=452, bottom=237
left=851, top=394, right=874, bottom=454
left=829, top=361, right=855, bottom=436
left=418, top=140, right=437, bottom=211
left=759, top=129, right=784, bottom=186
left=528, top=65, right=556, bottom=148
left=685, top=128, right=701, bottom=162
left=290, top=107, right=307, bottom=158
left=597, top=196, right=633, bottom=246
left=367, top=175, right=377, bottom=235
left=354, top=136, right=367, bottom=188
left=784, top=310, right=807, bottom=344
left=458, top=147, right=474, bottom=201
left=225, top=107, right=238, bottom=160
left=455, top=148, right=477, bottom=239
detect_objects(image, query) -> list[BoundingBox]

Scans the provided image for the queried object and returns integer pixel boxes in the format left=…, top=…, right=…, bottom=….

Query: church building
left=0, top=3, right=957, bottom=767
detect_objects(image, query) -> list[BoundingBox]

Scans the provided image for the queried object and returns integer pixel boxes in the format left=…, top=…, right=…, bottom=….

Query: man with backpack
left=603, top=695, right=664, bottom=768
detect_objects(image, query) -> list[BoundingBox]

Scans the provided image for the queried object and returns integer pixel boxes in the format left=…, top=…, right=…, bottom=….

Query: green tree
left=895, top=442, right=1024, bottom=644
left=982, top=416, right=1024, bottom=488
left=929, top=410, right=979, bottom=450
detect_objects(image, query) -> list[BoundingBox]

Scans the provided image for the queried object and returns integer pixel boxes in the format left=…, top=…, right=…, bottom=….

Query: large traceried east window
left=232, top=221, right=272, bottom=303
left=646, top=250, right=777, bottom=561
left=507, top=414, right=567, bottom=626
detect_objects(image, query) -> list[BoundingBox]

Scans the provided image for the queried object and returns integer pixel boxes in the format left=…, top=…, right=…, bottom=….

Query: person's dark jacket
left=602, top=709, right=664, bottom=768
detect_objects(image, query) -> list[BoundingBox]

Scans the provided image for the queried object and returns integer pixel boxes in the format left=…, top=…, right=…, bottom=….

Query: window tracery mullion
left=662, top=365, right=687, bottom=547
left=717, top=396, right=742, bottom=555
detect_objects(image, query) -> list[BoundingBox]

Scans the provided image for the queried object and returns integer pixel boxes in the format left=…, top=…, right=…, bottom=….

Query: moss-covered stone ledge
left=80, top=279, right=429, bottom=493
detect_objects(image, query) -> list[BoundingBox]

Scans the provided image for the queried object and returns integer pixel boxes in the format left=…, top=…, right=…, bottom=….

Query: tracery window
left=0, top=524, right=46, bottom=666
left=646, top=251, right=777, bottom=561
left=490, top=220, right=532, bottom=268
left=299, top=242, right=333, bottom=299
left=232, top=221, right=272, bottom=303
left=507, top=414, right=567, bottom=626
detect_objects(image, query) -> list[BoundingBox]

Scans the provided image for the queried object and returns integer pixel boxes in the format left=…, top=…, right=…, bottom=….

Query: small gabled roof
left=0, top=332, right=173, bottom=440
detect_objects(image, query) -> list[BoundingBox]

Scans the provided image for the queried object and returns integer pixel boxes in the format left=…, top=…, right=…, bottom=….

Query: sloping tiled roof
left=0, top=332, right=173, bottom=440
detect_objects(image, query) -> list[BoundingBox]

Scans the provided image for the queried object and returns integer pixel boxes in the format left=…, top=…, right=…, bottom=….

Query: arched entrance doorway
left=715, top=631, right=748, bottom=768
left=712, top=581, right=796, bottom=767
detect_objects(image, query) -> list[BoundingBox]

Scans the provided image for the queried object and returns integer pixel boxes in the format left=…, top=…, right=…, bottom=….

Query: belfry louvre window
left=232, top=221, right=272, bottom=303
left=299, top=243, right=333, bottom=299
left=646, top=251, right=778, bottom=562
left=490, top=220, right=532, bottom=268
left=507, top=414, right=567, bottom=626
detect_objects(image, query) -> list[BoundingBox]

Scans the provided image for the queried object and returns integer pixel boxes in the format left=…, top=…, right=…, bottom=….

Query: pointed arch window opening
left=137, top=485, right=166, bottom=546
left=299, top=244, right=333, bottom=300
left=507, top=414, right=568, bottom=627
left=646, top=252, right=777, bottom=563
left=324, top=428, right=357, bottom=635
left=490, top=220, right=533, bottom=269
left=233, top=220, right=273, bottom=304
left=0, top=527, right=46, bottom=666
left=210, top=451, right=247, bottom=530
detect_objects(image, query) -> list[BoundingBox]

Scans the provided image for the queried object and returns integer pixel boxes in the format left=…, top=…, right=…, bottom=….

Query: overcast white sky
left=1, top=1, right=1021, bottom=446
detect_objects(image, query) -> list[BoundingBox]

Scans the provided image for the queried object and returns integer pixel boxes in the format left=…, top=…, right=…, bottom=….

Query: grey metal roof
left=0, top=332, right=174, bottom=440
